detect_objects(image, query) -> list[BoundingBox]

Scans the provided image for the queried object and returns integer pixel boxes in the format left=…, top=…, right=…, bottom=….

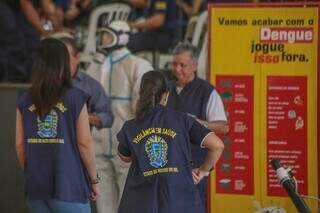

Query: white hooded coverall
left=87, top=47, right=153, bottom=213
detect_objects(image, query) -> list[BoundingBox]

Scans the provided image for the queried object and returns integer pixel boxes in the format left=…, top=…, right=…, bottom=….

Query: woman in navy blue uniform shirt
left=117, top=71, right=224, bottom=213
left=15, top=38, right=100, bottom=212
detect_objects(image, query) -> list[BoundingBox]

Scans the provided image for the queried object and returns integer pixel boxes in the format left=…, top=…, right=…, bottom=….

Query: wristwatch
left=91, top=173, right=101, bottom=184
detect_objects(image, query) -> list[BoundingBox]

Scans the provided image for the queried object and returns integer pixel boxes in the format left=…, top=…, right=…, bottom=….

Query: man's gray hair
left=172, top=42, right=199, bottom=63
left=50, top=32, right=79, bottom=54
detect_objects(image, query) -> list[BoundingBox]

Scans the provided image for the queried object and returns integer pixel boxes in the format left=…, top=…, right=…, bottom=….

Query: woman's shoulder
left=66, top=87, right=90, bottom=99
left=17, top=90, right=31, bottom=108
left=162, top=106, right=192, bottom=122
left=124, top=106, right=191, bottom=126
left=163, top=106, right=181, bottom=115
left=63, top=87, right=90, bottom=106
left=164, top=107, right=197, bottom=128
left=18, top=90, right=30, bottom=101
left=123, top=117, right=140, bottom=129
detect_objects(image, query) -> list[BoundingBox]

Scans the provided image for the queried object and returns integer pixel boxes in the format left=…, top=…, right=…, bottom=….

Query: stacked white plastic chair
left=193, top=11, right=208, bottom=80
left=81, top=2, right=131, bottom=64
left=192, top=11, right=208, bottom=48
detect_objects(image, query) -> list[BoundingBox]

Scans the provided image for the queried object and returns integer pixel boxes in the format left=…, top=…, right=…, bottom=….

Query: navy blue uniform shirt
left=17, top=87, right=91, bottom=203
left=117, top=105, right=210, bottom=213
left=145, top=0, right=181, bottom=31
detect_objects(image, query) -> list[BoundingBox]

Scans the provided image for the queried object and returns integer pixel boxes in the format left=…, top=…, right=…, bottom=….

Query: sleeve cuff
left=97, top=112, right=113, bottom=128
left=200, top=132, right=215, bottom=148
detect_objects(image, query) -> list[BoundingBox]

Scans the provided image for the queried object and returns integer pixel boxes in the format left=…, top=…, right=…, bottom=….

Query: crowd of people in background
left=3, top=0, right=302, bottom=83
left=0, top=0, right=212, bottom=83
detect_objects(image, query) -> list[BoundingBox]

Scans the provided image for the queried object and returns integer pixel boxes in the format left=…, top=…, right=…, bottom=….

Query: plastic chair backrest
left=197, top=32, right=208, bottom=80
left=184, top=15, right=199, bottom=42
left=84, top=2, right=131, bottom=54
left=191, top=11, right=208, bottom=47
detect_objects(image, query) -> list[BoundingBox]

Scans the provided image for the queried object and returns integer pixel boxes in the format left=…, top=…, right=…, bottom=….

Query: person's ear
left=191, top=60, right=197, bottom=71
left=75, top=52, right=81, bottom=63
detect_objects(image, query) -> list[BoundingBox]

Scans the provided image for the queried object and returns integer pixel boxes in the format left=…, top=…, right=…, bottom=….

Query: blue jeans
left=27, top=199, right=91, bottom=213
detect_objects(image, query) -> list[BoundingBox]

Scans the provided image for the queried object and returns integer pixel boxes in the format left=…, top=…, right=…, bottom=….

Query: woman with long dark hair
left=15, top=38, right=100, bottom=213
left=116, top=71, right=224, bottom=213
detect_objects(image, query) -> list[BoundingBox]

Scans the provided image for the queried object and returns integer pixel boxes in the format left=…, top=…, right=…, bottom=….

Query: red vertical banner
left=215, top=75, right=254, bottom=195
left=267, top=76, right=308, bottom=196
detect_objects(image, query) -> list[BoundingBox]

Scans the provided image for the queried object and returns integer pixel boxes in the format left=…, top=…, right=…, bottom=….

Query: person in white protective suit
left=87, top=20, right=153, bottom=213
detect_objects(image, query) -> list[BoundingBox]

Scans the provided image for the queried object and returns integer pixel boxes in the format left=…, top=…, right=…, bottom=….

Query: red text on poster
left=267, top=76, right=308, bottom=196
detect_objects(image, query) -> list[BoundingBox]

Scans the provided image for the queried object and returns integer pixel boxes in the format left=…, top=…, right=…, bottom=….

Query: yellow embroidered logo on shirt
left=155, top=1, right=167, bottom=10
left=133, top=127, right=177, bottom=144
left=27, top=102, right=67, bottom=144
left=55, top=102, right=67, bottom=112
left=27, top=138, right=64, bottom=144
left=28, top=104, right=36, bottom=112
left=28, top=102, right=67, bottom=113
left=143, top=167, right=178, bottom=177
left=145, top=135, right=168, bottom=168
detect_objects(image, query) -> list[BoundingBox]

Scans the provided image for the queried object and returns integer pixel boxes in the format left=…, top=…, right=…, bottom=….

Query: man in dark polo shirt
left=167, top=42, right=229, bottom=211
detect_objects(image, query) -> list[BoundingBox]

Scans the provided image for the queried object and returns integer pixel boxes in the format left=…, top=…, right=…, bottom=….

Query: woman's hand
left=90, top=183, right=101, bottom=201
left=89, top=113, right=102, bottom=129
left=192, top=167, right=208, bottom=184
